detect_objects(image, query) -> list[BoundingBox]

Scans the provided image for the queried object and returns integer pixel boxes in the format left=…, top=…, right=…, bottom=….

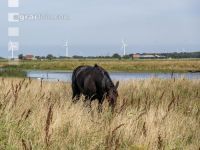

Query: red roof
left=25, top=55, right=34, bottom=59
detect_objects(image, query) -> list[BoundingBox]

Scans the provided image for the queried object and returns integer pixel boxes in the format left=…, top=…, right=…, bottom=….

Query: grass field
left=1, top=59, right=200, bottom=73
left=0, top=78, right=200, bottom=149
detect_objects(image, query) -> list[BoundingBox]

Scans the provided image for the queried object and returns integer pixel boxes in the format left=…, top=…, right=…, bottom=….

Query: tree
left=35, top=56, right=41, bottom=60
left=122, top=54, right=131, bottom=59
left=46, top=54, right=54, bottom=60
left=72, top=55, right=84, bottom=59
left=18, top=54, right=24, bottom=60
left=112, top=53, right=121, bottom=59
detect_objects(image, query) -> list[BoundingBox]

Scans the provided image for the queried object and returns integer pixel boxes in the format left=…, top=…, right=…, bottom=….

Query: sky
left=0, top=0, right=200, bottom=57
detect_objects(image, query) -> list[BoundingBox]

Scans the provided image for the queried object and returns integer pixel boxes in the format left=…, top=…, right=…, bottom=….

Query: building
left=140, top=54, right=156, bottom=59
left=24, top=55, right=34, bottom=60
left=132, top=53, right=141, bottom=59
left=132, top=54, right=165, bottom=59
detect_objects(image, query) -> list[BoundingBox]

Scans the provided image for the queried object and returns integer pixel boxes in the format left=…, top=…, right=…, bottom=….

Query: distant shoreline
left=1, top=59, right=200, bottom=74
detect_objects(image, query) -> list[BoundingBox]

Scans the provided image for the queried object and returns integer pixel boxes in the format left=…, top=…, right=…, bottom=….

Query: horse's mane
left=94, top=64, right=114, bottom=88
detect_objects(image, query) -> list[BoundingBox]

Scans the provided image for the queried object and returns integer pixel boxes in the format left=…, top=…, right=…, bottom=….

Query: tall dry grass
left=0, top=78, right=200, bottom=150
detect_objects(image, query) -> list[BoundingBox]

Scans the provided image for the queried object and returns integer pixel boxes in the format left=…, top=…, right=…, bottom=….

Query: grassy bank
left=0, top=68, right=27, bottom=78
left=0, top=60, right=8, bottom=68
left=0, top=78, right=199, bottom=149
left=1, top=59, right=200, bottom=72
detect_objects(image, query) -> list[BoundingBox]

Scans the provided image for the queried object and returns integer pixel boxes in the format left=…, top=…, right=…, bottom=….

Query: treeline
left=3, top=51, right=199, bottom=60
left=160, top=52, right=200, bottom=58
left=71, top=53, right=131, bottom=59
left=72, top=52, right=200, bottom=59
left=17, top=53, right=130, bottom=60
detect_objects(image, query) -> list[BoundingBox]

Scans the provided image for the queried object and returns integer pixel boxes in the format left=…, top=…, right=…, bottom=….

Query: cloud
left=0, top=0, right=200, bottom=57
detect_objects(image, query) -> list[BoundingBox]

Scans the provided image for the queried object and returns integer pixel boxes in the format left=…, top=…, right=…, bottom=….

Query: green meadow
left=1, top=59, right=200, bottom=73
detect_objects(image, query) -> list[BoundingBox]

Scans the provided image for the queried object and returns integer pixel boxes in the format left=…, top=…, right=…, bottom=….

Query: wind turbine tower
left=122, top=39, right=127, bottom=56
left=8, top=41, right=19, bottom=59
left=64, top=41, right=69, bottom=57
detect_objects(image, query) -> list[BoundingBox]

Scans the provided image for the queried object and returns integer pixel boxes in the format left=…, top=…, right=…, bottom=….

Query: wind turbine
left=8, top=41, right=19, bottom=59
left=122, top=39, right=127, bottom=56
left=64, top=41, right=69, bottom=57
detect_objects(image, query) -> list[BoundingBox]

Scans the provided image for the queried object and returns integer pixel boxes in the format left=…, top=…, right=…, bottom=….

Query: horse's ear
left=115, top=81, right=119, bottom=89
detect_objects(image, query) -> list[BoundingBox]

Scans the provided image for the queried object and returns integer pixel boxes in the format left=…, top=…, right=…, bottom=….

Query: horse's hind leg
left=98, top=102, right=102, bottom=113
left=84, top=96, right=92, bottom=112
left=72, top=93, right=81, bottom=103
left=98, top=97, right=104, bottom=113
left=72, top=84, right=81, bottom=103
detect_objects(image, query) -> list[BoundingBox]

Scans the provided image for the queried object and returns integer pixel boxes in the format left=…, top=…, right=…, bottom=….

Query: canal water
left=26, top=70, right=200, bottom=81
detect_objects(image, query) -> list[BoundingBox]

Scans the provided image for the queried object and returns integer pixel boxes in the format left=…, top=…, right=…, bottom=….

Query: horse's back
left=72, top=65, right=105, bottom=94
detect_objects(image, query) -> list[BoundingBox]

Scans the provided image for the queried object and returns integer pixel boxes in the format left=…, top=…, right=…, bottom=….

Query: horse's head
left=107, top=81, right=119, bottom=112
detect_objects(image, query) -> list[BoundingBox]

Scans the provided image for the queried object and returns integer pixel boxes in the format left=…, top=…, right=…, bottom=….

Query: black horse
left=72, top=64, right=119, bottom=112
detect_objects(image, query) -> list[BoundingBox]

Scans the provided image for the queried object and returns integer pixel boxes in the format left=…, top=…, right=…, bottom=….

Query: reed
left=0, top=78, right=199, bottom=149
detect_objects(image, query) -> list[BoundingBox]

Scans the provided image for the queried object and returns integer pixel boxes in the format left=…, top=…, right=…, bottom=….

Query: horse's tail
left=71, top=66, right=85, bottom=99
left=72, top=68, right=77, bottom=84
left=72, top=66, right=82, bottom=90
left=72, top=66, right=84, bottom=83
